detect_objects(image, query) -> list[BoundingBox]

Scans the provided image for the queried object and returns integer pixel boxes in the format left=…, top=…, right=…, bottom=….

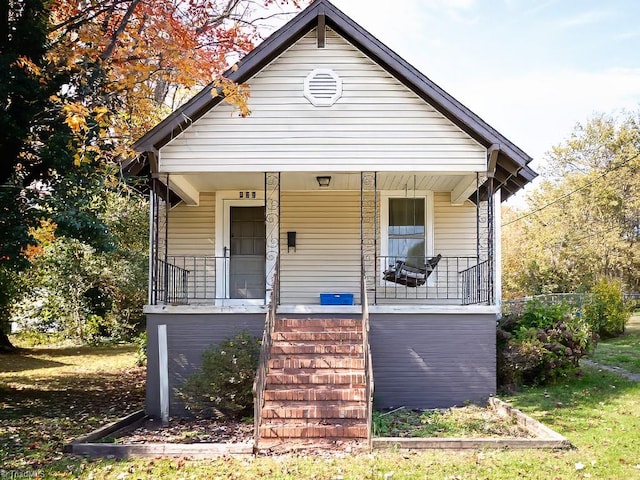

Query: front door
left=229, top=206, right=266, bottom=300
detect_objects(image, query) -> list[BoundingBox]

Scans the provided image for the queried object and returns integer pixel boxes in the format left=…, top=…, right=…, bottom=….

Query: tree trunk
left=0, top=329, right=17, bottom=353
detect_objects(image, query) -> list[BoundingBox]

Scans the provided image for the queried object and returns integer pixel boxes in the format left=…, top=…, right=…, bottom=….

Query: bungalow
left=125, top=0, right=537, bottom=445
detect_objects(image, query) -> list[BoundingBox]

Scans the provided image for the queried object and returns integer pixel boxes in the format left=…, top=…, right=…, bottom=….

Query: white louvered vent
left=304, top=69, right=342, bottom=106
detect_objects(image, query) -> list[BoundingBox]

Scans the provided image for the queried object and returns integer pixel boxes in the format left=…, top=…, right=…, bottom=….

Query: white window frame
left=380, top=190, right=435, bottom=286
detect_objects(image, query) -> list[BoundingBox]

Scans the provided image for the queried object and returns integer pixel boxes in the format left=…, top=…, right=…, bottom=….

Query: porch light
left=316, top=176, right=331, bottom=187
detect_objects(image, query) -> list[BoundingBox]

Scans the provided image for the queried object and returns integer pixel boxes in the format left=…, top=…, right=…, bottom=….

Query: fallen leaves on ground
left=0, top=346, right=145, bottom=470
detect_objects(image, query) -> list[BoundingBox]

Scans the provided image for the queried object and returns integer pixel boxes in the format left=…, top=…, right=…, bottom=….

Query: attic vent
left=304, top=69, right=342, bottom=106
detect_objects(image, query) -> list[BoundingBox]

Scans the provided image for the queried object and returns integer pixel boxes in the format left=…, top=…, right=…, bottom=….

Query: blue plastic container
left=320, top=293, right=354, bottom=305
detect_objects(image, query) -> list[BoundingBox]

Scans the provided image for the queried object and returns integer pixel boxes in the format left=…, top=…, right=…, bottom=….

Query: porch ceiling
left=167, top=172, right=481, bottom=204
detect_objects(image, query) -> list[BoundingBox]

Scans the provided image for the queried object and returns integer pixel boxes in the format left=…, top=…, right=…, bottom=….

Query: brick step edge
left=269, top=358, right=365, bottom=369
left=263, top=388, right=366, bottom=402
left=266, top=373, right=365, bottom=385
left=259, top=423, right=368, bottom=440
left=272, top=332, right=363, bottom=342
left=275, top=318, right=361, bottom=329
left=266, top=367, right=366, bottom=375
left=271, top=344, right=364, bottom=355
left=261, top=405, right=367, bottom=420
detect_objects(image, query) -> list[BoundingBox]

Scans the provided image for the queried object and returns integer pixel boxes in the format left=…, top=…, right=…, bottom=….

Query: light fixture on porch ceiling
left=316, top=175, right=331, bottom=187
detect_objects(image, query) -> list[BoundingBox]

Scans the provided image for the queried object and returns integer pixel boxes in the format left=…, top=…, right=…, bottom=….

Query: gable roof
left=128, top=0, right=537, bottom=201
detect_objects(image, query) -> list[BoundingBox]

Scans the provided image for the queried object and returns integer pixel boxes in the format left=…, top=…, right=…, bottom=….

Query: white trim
left=143, top=304, right=499, bottom=316
left=145, top=304, right=267, bottom=315
left=379, top=190, right=434, bottom=286
left=157, top=324, right=169, bottom=425
left=215, top=191, right=266, bottom=305
left=148, top=194, right=154, bottom=306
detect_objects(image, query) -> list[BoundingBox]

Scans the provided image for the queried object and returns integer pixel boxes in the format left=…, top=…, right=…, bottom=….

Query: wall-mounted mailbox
left=287, top=231, right=296, bottom=252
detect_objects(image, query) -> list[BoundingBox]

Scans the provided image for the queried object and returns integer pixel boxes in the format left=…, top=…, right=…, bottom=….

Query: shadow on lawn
left=1, top=354, right=68, bottom=373
left=1, top=345, right=137, bottom=374
left=0, top=368, right=145, bottom=418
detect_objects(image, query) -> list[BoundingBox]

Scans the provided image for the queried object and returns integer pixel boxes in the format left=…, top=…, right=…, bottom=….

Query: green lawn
left=591, top=315, right=640, bottom=373
left=1, top=344, right=639, bottom=479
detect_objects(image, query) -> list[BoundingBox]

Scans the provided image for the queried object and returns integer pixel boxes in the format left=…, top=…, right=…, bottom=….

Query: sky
left=316, top=0, right=640, bottom=199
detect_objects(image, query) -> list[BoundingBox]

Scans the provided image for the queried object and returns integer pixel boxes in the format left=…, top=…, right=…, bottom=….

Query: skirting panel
left=370, top=313, right=497, bottom=409
left=146, top=313, right=265, bottom=417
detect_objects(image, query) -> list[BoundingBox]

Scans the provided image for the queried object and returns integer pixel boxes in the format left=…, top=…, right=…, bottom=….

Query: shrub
left=179, top=332, right=261, bottom=418
left=135, top=331, right=147, bottom=367
left=519, top=299, right=574, bottom=332
left=583, top=279, right=630, bottom=338
left=498, top=299, right=596, bottom=389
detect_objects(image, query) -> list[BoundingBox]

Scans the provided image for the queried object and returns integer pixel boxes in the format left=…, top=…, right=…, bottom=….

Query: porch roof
left=125, top=0, right=537, bottom=202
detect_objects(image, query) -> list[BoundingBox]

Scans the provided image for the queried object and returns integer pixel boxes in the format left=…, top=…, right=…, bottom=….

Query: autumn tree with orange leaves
left=0, top=0, right=305, bottom=351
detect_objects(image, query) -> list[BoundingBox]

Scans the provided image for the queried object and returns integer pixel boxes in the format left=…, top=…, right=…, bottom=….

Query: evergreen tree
left=0, top=0, right=66, bottom=351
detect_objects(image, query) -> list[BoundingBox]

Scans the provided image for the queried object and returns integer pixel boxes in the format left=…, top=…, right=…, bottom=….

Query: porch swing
left=382, top=176, right=442, bottom=287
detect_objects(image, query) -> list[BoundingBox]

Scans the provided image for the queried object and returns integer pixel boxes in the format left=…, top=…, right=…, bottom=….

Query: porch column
left=360, top=172, right=377, bottom=305
left=475, top=174, right=494, bottom=305
left=265, top=172, right=281, bottom=305
left=149, top=173, right=169, bottom=306
left=486, top=177, right=495, bottom=305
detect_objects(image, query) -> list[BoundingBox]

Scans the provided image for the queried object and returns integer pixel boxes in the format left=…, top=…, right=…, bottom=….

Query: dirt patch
left=116, top=417, right=254, bottom=444
left=373, top=405, right=534, bottom=438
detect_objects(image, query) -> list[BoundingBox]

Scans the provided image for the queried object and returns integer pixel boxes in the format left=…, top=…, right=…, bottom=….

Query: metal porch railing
left=460, top=260, right=491, bottom=305
left=375, top=256, right=492, bottom=305
left=154, top=259, right=189, bottom=305
left=151, top=255, right=493, bottom=306
left=253, top=260, right=279, bottom=446
left=361, top=254, right=374, bottom=447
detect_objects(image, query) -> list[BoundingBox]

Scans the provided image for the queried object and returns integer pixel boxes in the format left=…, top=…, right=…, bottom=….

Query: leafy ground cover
left=591, top=315, right=640, bottom=373
left=372, top=405, right=530, bottom=438
left=0, top=344, right=144, bottom=472
left=1, top=343, right=639, bottom=479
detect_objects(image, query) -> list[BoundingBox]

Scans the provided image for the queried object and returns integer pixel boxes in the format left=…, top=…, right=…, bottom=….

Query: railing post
left=361, top=172, right=377, bottom=306
left=265, top=172, right=280, bottom=306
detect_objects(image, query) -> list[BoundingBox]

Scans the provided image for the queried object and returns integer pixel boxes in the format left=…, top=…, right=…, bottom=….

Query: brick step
left=266, top=372, right=365, bottom=386
left=261, top=403, right=366, bottom=420
left=271, top=367, right=365, bottom=376
left=259, top=421, right=368, bottom=439
left=263, top=387, right=366, bottom=402
left=272, top=331, right=362, bottom=342
left=270, top=343, right=363, bottom=355
left=269, top=356, right=365, bottom=370
left=275, top=318, right=361, bottom=332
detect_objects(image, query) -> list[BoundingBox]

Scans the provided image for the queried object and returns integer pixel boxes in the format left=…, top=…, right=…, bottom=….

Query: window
left=388, top=198, right=425, bottom=266
left=381, top=191, right=434, bottom=282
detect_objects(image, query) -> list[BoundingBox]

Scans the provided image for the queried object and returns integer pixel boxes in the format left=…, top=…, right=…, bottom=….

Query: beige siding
left=280, top=191, right=361, bottom=304
left=432, top=192, right=478, bottom=299
left=160, top=28, right=485, bottom=173
left=433, top=192, right=477, bottom=257
left=167, top=193, right=216, bottom=299
left=162, top=191, right=480, bottom=304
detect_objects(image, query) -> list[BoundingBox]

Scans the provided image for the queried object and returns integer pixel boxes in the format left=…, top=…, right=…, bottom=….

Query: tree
left=48, top=0, right=304, bottom=156
left=0, top=0, right=66, bottom=351
left=1, top=0, right=304, bottom=350
left=502, top=110, right=640, bottom=297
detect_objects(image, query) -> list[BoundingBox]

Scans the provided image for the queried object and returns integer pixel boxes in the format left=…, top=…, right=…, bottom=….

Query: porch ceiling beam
left=487, top=144, right=499, bottom=178
left=317, top=9, right=326, bottom=48
left=450, top=174, right=478, bottom=206
left=169, top=175, right=200, bottom=206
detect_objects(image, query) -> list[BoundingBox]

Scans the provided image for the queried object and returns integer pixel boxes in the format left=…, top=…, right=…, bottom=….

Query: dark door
left=229, top=206, right=266, bottom=299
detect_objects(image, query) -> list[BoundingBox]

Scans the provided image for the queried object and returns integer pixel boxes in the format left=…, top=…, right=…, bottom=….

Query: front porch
left=147, top=171, right=497, bottom=312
